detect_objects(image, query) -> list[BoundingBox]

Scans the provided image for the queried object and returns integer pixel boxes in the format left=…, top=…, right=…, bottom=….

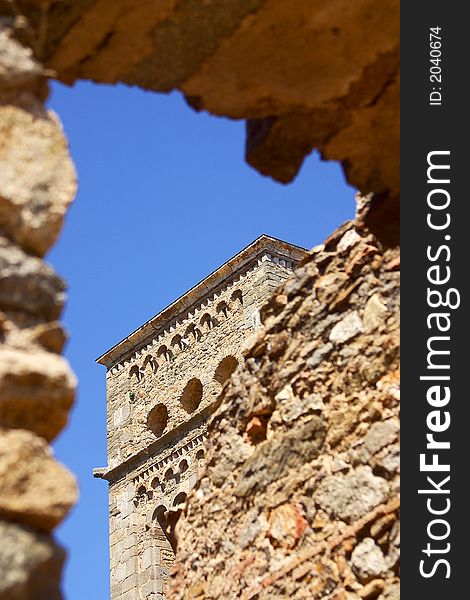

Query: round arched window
left=147, top=403, right=168, bottom=437
left=180, top=378, right=203, bottom=412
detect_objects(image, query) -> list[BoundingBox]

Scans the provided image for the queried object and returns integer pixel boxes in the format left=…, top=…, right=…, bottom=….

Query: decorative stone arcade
left=94, top=235, right=307, bottom=599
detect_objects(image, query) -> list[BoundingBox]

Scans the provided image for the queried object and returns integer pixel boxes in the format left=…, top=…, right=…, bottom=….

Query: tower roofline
left=96, top=234, right=308, bottom=369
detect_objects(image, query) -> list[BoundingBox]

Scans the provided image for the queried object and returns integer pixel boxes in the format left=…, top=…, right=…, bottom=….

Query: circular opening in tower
left=180, top=378, right=203, bottom=413
left=147, top=403, right=168, bottom=437
left=214, top=356, right=239, bottom=385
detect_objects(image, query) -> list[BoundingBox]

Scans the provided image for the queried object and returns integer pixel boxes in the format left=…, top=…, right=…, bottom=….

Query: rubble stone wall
left=171, top=211, right=400, bottom=600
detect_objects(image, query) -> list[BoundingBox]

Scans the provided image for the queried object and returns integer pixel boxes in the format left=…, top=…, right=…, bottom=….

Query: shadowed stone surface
left=8, top=1, right=398, bottom=215
left=171, top=206, right=400, bottom=599
left=0, top=27, right=77, bottom=597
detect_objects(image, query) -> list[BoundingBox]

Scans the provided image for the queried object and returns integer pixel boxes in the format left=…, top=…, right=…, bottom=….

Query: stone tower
left=94, top=235, right=307, bottom=599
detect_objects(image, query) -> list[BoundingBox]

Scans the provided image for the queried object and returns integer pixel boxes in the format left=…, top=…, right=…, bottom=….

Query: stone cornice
left=93, top=408, right=211, bottom=483
left=96, top=235, right=307, bottom=369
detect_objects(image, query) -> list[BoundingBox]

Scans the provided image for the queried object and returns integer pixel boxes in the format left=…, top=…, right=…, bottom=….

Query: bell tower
left=94, top=235, right=307, bottom=599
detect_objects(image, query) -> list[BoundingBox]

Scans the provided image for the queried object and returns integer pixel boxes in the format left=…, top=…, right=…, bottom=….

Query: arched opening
left=199, top=312, right=213, bottom=332
left=184, top=323, right=202, bottom=342
left=164, top=468, right=174, bottom=482
left=196, top=448, right=205, bottom=461
left=184, top=324, right=195, bottom=343
left=147, top=403, right=169, bottom=437
left=216, top=301, right=229, bottom=318
left=152, top=504, right=168, bottom=530
left=152, top=504, right=180, bottom=553
left=214, top=356, right=239, bottom=385
left=173, top=492, right=187, bottom=508
left=151, top=477, right=164, bottom=492
left=178, top=459, right=189, bottom=474
left=129, top=364, right=143, bottom=381
left=230, top=289, right=243, bottom=307
left=179, top=378, right=203, bottom=413
left=171, top=334, right=184, bottom=353
left=134, top=484, right=151, bottom=505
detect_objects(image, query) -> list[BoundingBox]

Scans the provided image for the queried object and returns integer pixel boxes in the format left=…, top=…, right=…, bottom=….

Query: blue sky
left=47, top=80, right=355, bottom=599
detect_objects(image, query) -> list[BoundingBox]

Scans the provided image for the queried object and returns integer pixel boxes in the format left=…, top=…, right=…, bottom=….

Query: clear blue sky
left=47, top=80, right=355, bottom=599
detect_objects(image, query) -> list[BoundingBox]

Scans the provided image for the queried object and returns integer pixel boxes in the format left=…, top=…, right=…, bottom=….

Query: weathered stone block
left=0, top=346, right=75, bottom=441
left=0, top=428, right=77, bottom=532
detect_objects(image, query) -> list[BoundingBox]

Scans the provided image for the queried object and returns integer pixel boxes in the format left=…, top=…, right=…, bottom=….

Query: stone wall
left=0, top=27, right=77, bottom=600
left=104, top=256, right=292, bottom=467
left=171, top=205, right=400, bottom=599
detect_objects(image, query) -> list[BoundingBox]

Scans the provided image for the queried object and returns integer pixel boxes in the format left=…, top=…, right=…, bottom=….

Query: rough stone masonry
left=94, top=236, right=307, bottom=599
left=0, top=26, right=77, bottom=600
left=171, top=200, right=400, bottom=600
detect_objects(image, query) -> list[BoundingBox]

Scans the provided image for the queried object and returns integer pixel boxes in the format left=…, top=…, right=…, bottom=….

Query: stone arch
left=170, top=334, right=184, bottom=353
left=179, top=378, right=203, bottom=413
left=214, top=356, right=239, bottom=385
left=152, top=504, right=168, bottom=527
left=195, top=448, right=205, bottom=462
left=134, top=484, right=152, bottom=506
left=152, top=503, right=179, bottom=553
left=129, top=364, right=143, bottom=381
left=199, top=312, right=213, bottom=332
left=164, top=467, right=174, bottom=482
left=151, top=477, right=165, bottom=493
left=178, top=459, right=189, bottom=474
left=173, top=492, right=187, bottom=508
left=147, top=403, right=168, bottom=437
left=157, top=345, right=172, bottom=362
left=216, top=300, right=229, bottom=319
left=184, top=323, right=202, bottom=343
left=142, top=354, right=158, bottom=373
left=183, top=324, right=194, bottom=343
left=230, top=289, right=243, bottom=307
